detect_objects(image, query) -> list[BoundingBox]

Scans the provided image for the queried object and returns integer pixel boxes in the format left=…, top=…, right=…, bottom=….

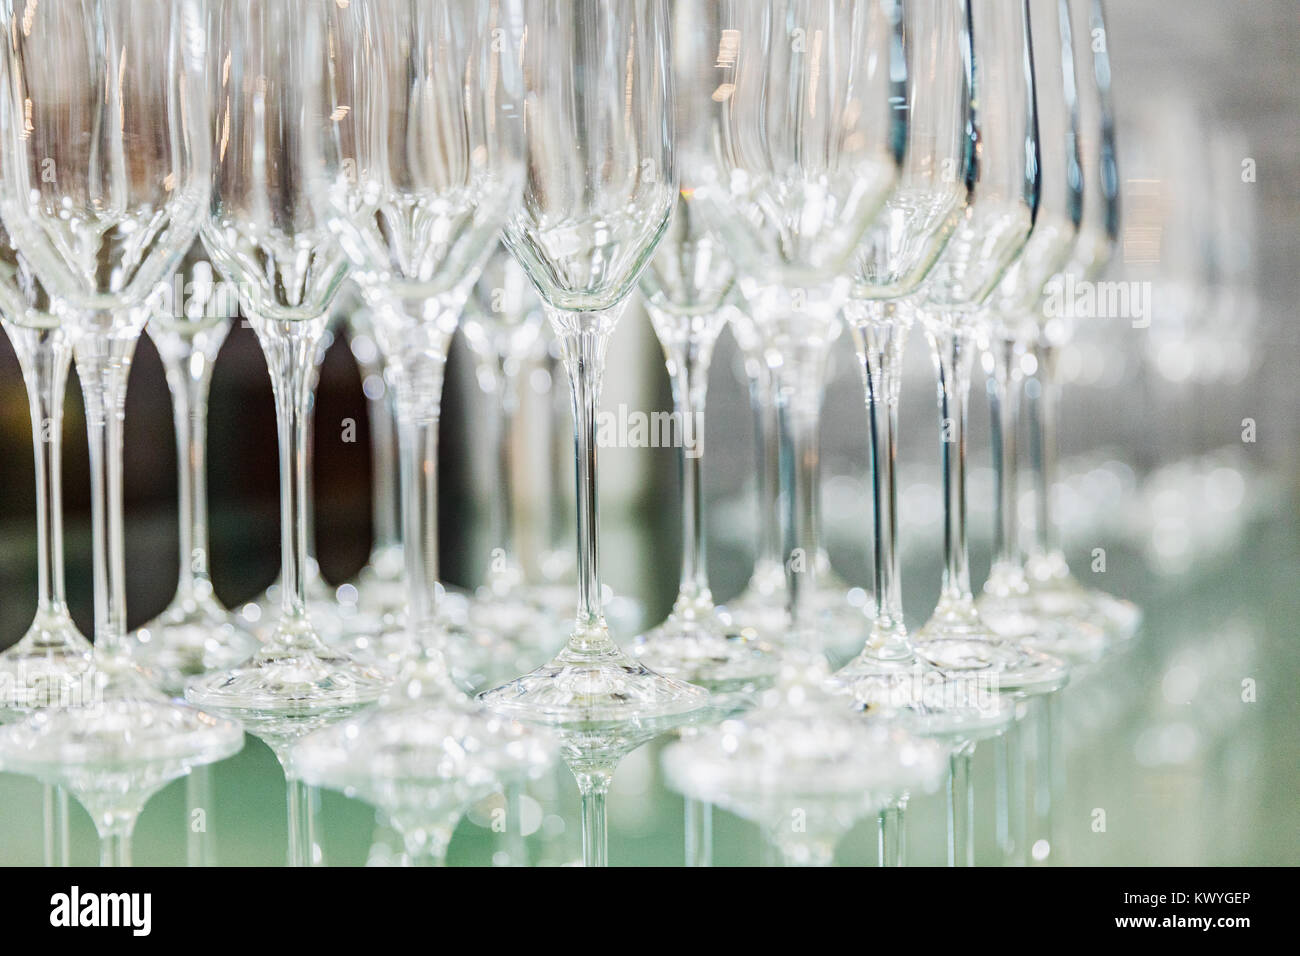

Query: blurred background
left=0, top=0, right=1296, bottom=865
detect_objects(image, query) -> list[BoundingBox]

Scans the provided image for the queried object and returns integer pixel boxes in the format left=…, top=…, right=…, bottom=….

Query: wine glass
left=478, top=0, right=711, bottom=868
left=629, top=0, right=780, bottom=696
left=186, top=0, right=391, bottom=866
left=822, top=0, right=1019, bottom=866
left=461, top=245, right=570, bottom=666
left=1023, top=0, right=1140, bottom=645
left=976, top=0, right=1092, bottom=659
left=0, top=0, right=250, bottom=866
left=130, top=244, right=259, bottom=694
left=903, top=0, right=1068, bottom=683
left=0, top=206, right=91, bottom=868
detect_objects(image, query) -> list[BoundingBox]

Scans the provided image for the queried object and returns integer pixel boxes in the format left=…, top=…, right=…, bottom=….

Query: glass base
left=0, top=608, right=94, bottom=715
left=0, top=697, right=243, bottom=834
left=915, top=597, right=1069, bottom=696
left=830, top=652, right=1015, bottom=742
left=243, top=564, right=348, bottom=642
left=128, top=591, right=260, bottom=696
left=185, top=620, right=390, bottom=732
left=661, top=690, right=947, bottom=841
left=478, top=628, right=709, bottom=732
left=292, top=700, right=554, bottom=833
left=1031, top=578, right=1142, bottom=646
left=719, top=578, right=873, bottom=665
left=977, top=590, right=1109, bottom=666
left=631, top=597, right=780, bottom=693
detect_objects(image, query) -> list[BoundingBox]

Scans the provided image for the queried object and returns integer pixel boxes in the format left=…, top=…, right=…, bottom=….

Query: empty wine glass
left=0, top=202, right=91, bottom=868
left=130, top=244, right=259, bottom=694
left=820, top=0, right=1021, bottom=866
left=479, top=0, right=710, bottom=868
left=0, top=0, right=251, bottom=866
left=903, top=0, right=1068, bottom=695
left=629, top=0, right=780, bottom=695
left=1024, top=0, right=1140, bottom=646
left=461, top=246, right=571, bottom=666
left=187, top=0, right=391, bottom=865
left=976, top=0, right=1094, bottom=660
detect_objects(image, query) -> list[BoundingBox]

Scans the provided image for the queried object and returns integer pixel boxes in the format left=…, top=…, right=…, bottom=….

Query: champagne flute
left=0, top=0, right=247, bottom=867
left=187, top=0, right=390, bottom=866
left=904, top=0, right=1070, bottom=865
left=630, top=0, right=780, bottom=695
left=131, top=243, right=259, bottom=694
left=0, top=208, right=91, bottom=868
left=479, top=0, right=710, bottom=868
left=1024, top=0, right=1140, bottom=645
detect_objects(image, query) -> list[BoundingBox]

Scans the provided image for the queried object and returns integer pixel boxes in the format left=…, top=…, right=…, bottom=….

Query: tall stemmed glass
left=0, top=220, right=91, bottom=868
left=0, top=0, right=248, bottom=867
left=903, top=0, right=1069, bottom=864
left=310, top=0, right=530, bottom=698
left=479, top=0, right=709, bottom=868
left=827, top=0, right=1015, bottom=867
left=1024, top=0, right=1139, bottom=644
left=187, top=0, right=390, bottom=866
left=977, top=0, right=1085, bottom=652
left=630, top=0, right=780, bottom=696
left=132, top=243, right=259, bottom=693
left=344, top=297, right=406, bottom=618
left=461, top=246, right=566, bottom=666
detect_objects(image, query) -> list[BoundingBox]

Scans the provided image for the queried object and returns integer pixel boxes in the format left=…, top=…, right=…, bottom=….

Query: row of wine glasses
left=0, top=0, right=1141, bottom=868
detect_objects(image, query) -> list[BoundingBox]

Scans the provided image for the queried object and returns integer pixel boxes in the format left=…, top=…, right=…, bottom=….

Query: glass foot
left=631, top=599, right=779, bottom=693
left=0, top=697, right=243, bottom=833
left=185, top=621, right=390, bottom=731
left=129, top=592, right=260, bottom=695
left=292, top=700, right=554, bottom=834
left=662, top=691, right=947, bottom=848
left=478, top=628, right=709, bottom=731
left=1031, top=579, right=1142, bottom=646
left=0, top=609, right=94, bottom=715
left=831, top=653, right=1015, bottom=741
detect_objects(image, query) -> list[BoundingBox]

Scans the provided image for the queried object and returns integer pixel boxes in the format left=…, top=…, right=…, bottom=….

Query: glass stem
left=387, top=331, right=452, bottom=647
left=659, top=321, right=716, bottom=612
left=248, top=314, right=328, bottom=636
left=745, top=348, right=782, bottom=590
left=99, top=829, right=132, bottom=868
left=926, top=319, right=979, bottom=614
left=361, top=346, right=400, bottom=557
left=772, top=341, right=832, bottom=654
left=551, top=306, right=621, bottom=645
left=1027, top=691, right=1061, bottom=865
left=186, top=764, right=215, bottom=867
left=43, top=784, right=70, bottom=866
left=574, top=769, right=612, bottom=868
left=986, top=333, right=1026, bottom=593
left=285, top=776, right=321, bottom=867
left=74, top=313, right=147, bottom=658
left=877, top=795, right=907, bottom=867
left=947, top=743, right=975, bottom=866
left=1027, top=339, right=1065, bottom=579
left=489, top=349, right=520, bottom=587
left=684, top=797, right=713, bottom=867
left=9, top=324, right=74, bottom=621
left=158, top=328, right=225, bottom=603
left=847, top=302, right=911, bottom=657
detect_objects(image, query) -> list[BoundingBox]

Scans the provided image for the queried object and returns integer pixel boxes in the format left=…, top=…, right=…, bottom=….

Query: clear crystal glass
left=0, top=0, right=249, bottom=867
left=479, top=0, right=710, bottom=868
